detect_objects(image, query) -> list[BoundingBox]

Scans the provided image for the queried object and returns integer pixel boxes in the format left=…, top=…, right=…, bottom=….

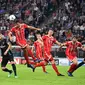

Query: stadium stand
left=0, top=0, right=85, bottom=44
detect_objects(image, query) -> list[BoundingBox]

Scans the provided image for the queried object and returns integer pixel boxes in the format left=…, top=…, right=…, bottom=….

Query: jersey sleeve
left=77, top=42, right=82, bottom=47
left=23, top=24, right=28, bottom=29
left=53, top=38, right=57, bottom=43
left=65, top=41, right=70, bottom=46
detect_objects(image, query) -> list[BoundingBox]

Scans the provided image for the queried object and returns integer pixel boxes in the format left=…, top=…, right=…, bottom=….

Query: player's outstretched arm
left=8, top=32, right=13, bottom=41
left=56, top=41, right=62, bottom=46
left=81, top=46, right=85, bottom=51
left=27, top=25, right=41, bottom=31
left=61, top=43, right=66, bottom=46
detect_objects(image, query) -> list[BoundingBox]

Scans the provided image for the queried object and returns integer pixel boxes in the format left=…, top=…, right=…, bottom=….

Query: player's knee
left=84, top=58, right=85, bottom=62
left=73, top=58, right=78, bottom=65
left=83, top=59, right=85, bottom=63
left=44, top=61, right=47, bottom=65
left=73, top=61, right=78, bottom=65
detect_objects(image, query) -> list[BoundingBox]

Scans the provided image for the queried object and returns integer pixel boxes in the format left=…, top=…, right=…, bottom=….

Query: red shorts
left=17, top=40, right=27, bottom=48
left=44, top=51, right=54, bottom=62
left=66, top=53, right=77, bottom=61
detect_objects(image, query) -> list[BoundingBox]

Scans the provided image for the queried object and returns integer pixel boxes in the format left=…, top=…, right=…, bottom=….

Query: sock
left=68, top=64, right=77, bottom=73
left=35, top=61, right=45, bottom=68
left=24, top=51, right=30, bottom=64
left=28, top=49, right=36, bottom=60
left=12, top=64, right=17, bottom=76
left=72, top=61, right=85, bottom=73
left=52, top=64, right=60, bottom=75
left=42, top=66, right=46, bottom=72
left=2, top=68, right=11, bottom=73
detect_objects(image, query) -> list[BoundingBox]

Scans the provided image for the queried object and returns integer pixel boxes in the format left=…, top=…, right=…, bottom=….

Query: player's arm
left=77, top=42, right=84, bottom=50
left=55, top=41, right=62, bottom=46
left=31, top=45, right=35, bottom=53
left=27, top=25, right=41, bottom=31
left=4, top=42, right=12, bottom=55
left=61, top=42, right=67, bottom=46
left=8, top=32, right=13, bottom=41
left=80, top=45, right=85, bottom=51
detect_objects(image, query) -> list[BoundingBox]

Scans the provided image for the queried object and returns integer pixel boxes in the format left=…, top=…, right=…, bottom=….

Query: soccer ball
left=9, top=15, right=16, bottom=21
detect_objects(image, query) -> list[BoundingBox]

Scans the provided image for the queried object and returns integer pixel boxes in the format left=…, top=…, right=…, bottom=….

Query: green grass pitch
left=0, top=65, right=85, bottom=85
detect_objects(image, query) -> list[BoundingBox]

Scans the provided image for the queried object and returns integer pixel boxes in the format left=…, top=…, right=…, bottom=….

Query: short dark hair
left=48, top=28, right=53, bottom=31
left=72, top=35, right=77, bottom=39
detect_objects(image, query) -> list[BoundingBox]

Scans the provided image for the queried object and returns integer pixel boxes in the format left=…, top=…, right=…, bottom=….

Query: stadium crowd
left=0, top=0, right=85, bottom=44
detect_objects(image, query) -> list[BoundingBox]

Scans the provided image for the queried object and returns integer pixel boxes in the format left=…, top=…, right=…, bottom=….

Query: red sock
left=52, top=64, right=60, bottom=75
left=68, top=64, right=77, bottom=73
left=35, top=61, right=45, bottom=68
left=28, top=49, right=36, bottom=60
left=42, top=66, right=46, bottom=72
left=71, top=65, right=77, bottom=73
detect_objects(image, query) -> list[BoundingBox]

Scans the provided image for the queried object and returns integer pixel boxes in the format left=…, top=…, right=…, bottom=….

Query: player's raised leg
left=22, top=46, right=35, bottom=71
left=72, top=58, right=85, bottom=73
left=67, top=57, right=78, bottom=77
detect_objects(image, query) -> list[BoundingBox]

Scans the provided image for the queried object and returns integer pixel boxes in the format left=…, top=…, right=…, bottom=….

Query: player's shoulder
left=34, top=41, right=38, bottom=46
left=77, top=41, right=81, bottom=44
left=42, top=35, right=46, bottom=38
left=21, top=23, right=28, bottom=28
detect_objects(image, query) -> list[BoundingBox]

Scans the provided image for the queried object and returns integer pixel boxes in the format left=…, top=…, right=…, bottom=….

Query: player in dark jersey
left=0, top=33, right=17, bottom=78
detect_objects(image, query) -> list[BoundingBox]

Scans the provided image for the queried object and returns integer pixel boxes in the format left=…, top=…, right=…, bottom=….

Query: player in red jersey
left=42, top=29, right=64, bottom=76
left=62, top=36, right=84, bottom=76
left=33, top=33, right=47, bottom=73
left=8, top=20, right=40, bottom=71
